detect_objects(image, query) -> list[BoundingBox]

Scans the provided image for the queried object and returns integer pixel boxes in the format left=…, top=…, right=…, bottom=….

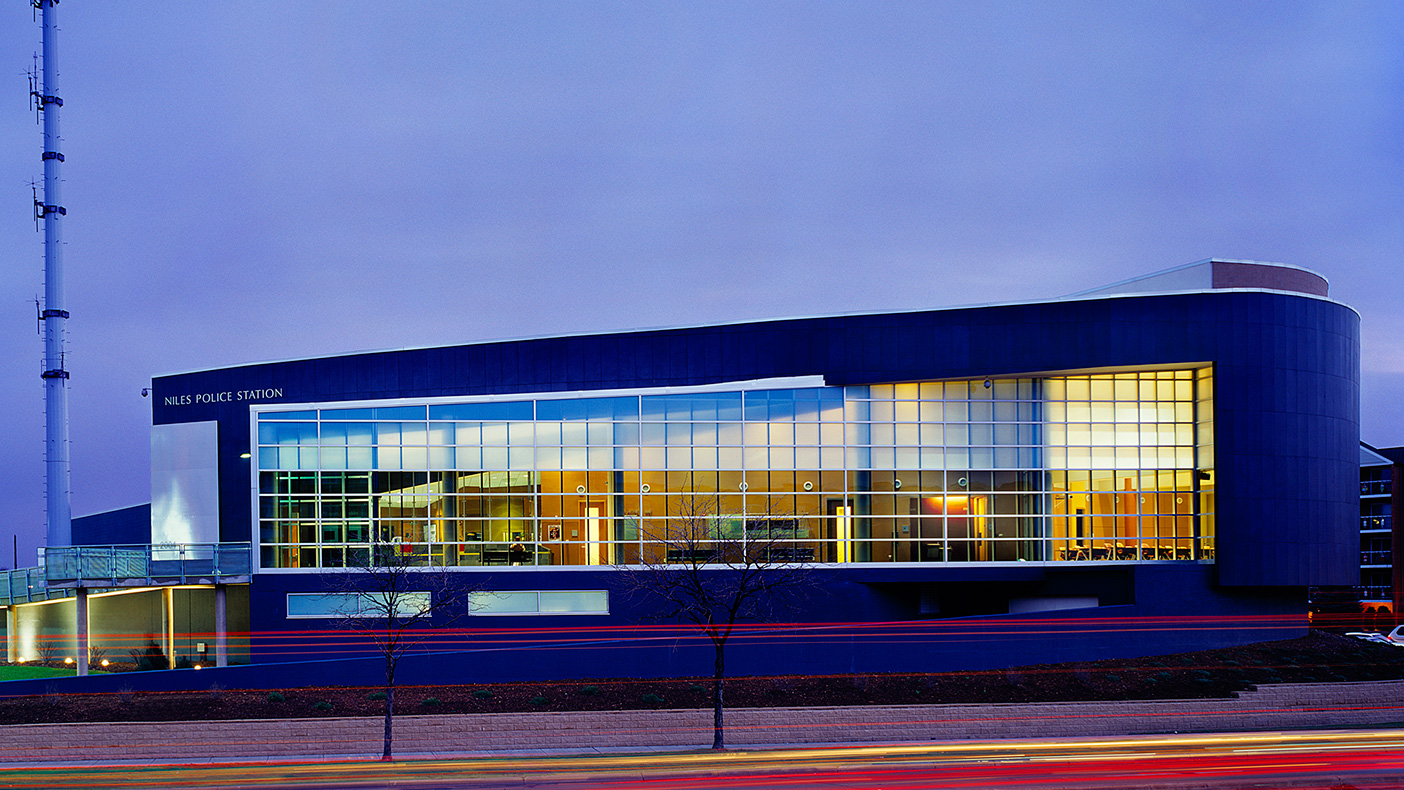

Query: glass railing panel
left=38, top=543, right=252, bottom=585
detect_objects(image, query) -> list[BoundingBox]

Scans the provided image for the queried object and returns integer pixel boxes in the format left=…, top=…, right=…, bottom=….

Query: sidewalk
left=4, top=680, right=1402, bottom=764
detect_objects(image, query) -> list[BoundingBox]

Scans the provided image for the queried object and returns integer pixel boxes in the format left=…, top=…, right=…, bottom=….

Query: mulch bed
left=2, top=631, right=1401, bottom=725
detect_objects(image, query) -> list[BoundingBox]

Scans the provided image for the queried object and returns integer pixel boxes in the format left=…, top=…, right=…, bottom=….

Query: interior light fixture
left=239, top=453, right=251, bottom=460
left=802, top=481, right=813, bottom=491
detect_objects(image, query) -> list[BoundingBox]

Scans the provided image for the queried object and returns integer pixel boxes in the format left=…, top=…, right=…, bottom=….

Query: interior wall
left=7, top=584, right=252, bottom=667
left=14, top=599, right=76, bottom=662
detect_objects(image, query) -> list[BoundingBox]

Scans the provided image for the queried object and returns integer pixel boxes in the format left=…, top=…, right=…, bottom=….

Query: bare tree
left=617, top=495, right=816, bottom=750
left=328, top=546, right=473, bottom=761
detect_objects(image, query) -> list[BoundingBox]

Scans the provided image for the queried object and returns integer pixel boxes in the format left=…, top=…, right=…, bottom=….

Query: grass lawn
left=0, top=665, right=79, bottom=680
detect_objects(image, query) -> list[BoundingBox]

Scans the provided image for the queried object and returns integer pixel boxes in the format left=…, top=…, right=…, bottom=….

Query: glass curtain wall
left=255, top=368, right=1213, bottom=569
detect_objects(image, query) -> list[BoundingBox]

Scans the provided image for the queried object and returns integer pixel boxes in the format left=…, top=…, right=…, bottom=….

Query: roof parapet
left=1067, top=258, right=1328, bottom=299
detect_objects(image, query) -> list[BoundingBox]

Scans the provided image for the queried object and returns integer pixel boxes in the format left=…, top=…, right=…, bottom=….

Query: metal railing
left=1362, top=550, right=1393, bottom=567
left=1362, top=480, right=1392, bottom=496
left=1362, top=585, right=1393, bottom=601
left=37, top=542, right=252, bottom=589
left=1362, top=516, right=1392, bottom=531
left=0, top=567, right=70, bottom=606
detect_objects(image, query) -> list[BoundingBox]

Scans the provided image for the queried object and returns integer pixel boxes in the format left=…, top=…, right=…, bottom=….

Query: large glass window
left=255, top=368, right=1214, bottom=569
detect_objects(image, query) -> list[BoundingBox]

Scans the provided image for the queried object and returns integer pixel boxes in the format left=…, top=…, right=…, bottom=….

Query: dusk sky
left=1, top=2, right=1400, bottom=566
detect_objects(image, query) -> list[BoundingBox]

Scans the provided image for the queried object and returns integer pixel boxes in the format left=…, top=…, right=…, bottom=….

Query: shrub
left=580, top=685, right=600, bottom=696
left=641, top=693, right=665, bottom=705
left=129, top=643, right=169, bottom=672
left=688, top=684, right=706, bottom=694
left=312, top=701, right=333, bottom=712
left=367, top=691, right=387, bottom=701
left=421, top=697, right=441, bottom=708
left=267, top=691, right=286, bottom=703
left=473, top=689, right=493, bottom=700
left=35, top=640, right=58, bottom=664
left=530, top=696, right=549, bottom=706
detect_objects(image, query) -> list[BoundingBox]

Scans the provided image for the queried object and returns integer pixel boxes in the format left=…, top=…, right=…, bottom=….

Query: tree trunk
left=383, top=661, right=396, bottom=761
left=712, top=642, right=725, bottom=750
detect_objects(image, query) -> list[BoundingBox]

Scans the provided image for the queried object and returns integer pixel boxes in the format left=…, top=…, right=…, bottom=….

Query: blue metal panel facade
left=151, top=290, right=1360, bottom=590
left=71, top=503, right=151, bottom=546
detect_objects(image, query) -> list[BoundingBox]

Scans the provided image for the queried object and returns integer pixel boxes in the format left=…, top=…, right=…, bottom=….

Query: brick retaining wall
left=3, top=680, right=1402, bottom=764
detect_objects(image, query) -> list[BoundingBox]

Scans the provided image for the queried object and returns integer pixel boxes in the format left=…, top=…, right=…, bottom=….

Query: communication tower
left=30, top=0, right=71, bottom=548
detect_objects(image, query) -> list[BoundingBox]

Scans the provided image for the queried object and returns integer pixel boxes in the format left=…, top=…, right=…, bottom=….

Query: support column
left=5, top=607, right=15, bottom=663
left=75, top=588, right=87, bottom=677
left=163, top=586, right=175, bottom=668
left=214, top=584, right=228, bottom=668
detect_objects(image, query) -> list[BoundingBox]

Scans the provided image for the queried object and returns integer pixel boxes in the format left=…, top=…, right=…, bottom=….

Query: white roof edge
left=74, top=502, right=152, bottom=519
left=1362, top=443, right=1393, bottom=466
left=153, top=281, right=1357, bottom=380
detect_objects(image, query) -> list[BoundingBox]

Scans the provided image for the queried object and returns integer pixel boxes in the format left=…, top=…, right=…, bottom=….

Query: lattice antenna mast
left=32, top=0, right=70, bottom=548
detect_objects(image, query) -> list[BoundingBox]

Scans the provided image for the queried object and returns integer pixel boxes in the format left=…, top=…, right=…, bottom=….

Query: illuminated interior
left=5, top=585, right=251, bottom=666
left=254, top=368, right=1213, bottom=568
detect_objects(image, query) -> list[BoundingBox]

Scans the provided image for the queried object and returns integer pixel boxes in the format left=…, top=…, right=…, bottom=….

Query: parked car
left=1385, top=625, right=1404, bottom=646
left=1346, top=631, right=1392, bottom=644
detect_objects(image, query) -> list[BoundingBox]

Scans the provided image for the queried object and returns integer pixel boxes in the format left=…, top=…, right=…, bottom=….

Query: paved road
left=4, top=729, right=1403, bottom=790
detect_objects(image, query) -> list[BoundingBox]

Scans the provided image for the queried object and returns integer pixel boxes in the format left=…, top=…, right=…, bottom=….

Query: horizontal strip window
left=469, top=590, right=608, bottom=616
left=286, top=591, right=431, bottom=619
